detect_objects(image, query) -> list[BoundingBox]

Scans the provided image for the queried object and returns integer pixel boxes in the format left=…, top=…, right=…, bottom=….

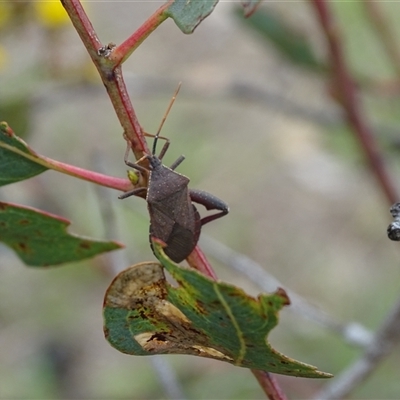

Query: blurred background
left=1, top=1, right=400, bottom=398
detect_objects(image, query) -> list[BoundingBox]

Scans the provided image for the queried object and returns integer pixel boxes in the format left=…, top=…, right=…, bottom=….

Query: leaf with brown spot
left=103, top=242, right=332, bottom=378
left=0, top=202, right=122, bottom=266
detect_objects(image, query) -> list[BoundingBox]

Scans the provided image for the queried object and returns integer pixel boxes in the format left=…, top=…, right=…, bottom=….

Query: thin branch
left=60, top=2, right=287, bottom=396
left=0, top=141, right=131, bottom=192
left=252, top=371, right=288, bottom=400
left=60, top=0, right=101, bottom=59
left=314, top=296, right=400, bottom=399
left=60, top=1, right=225, bottom=287
left=310, top=0, right=399, bottom=205
left=110, top=2, right=171, bottom=67
left=105, top=66, right=148, bottom=158
left=308, top=1, right=400, bottom=397
left=189, top=247, right=288, bottom=398
left=60, top=0, right=148, bottom=159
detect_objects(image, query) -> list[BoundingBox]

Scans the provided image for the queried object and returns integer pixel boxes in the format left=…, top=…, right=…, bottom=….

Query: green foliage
left=165, top=0, right=219, bottom=34
left=0, top=121, right=48, bottom=186
left=235, top=7, right=322, bottom=71
left=0, top=202, right=122, bottom=266
left=103, top=241, right=331, bottom=378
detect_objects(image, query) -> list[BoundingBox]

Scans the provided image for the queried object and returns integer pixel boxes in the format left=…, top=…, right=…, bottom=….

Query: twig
left=314, top=296, right=400, bottom=399
left=190, top=249, right=287, bottom=398
left=61, top=0, right=148, bottom=159
left=252, top=371, right=288, bottom=400
left=0, top=141, right=131, bottom=192
left=310, top=0, right=399, bottom=205
left=308, top=1, right=400, bottom=397
left=60, top=1, right=225, bottom=292
left=61, top=1, right=288, bottom=397
left=110, top=1, right=171, bottom=67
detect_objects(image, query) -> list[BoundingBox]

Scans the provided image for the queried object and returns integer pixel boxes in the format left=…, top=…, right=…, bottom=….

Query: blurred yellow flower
left=0, top=3, right=12, bottom=27
left=34, top=2, right=69, bottom=29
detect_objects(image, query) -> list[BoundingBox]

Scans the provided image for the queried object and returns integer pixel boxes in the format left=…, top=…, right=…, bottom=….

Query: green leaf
left=0, top=121, right=48, bottom=186
left=235, top=7, right=323, bottom=71
left=0, top=202, right=123, bottom=266
left=103, top=242, right=332, bottom=378
left=164, top=0, right=219, bottom=34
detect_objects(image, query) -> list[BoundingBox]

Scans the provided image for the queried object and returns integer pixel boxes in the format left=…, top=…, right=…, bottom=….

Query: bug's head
left=148, top=153, right=162, bottom=170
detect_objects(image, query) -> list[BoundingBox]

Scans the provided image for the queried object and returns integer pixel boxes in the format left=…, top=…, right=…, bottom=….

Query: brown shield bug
left=119, top=86, right=229, bottom=263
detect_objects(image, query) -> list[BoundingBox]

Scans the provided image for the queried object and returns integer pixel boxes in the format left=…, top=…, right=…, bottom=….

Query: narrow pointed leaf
left=164, top=0, right=219, bottom=34
left=235, top=7, right=322, bottom=71
left=103, top=242, right=332, bottom=378
left=0, top=202, right=122, bottom=266
left=0, top=121, right=48, bottom=186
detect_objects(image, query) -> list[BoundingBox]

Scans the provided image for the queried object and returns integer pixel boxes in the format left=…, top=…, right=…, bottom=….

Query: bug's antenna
left=152, top=82, right=182, bottom=155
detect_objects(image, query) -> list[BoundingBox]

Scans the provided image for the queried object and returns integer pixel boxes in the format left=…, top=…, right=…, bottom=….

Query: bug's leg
left=142, top=130, right=170, bottom=160
left=189, top=189, right=229, bottom=226
left=124, top=132, right=153, bottom=172
left=157, top=137, right=170, bottom=160
left=119, top=187, right=147, bottom=200
left=122, top=139, right=149, bottom=172
left=146, top=128, right=183, bottom=168
left=170, top=155, right=185, bottom=170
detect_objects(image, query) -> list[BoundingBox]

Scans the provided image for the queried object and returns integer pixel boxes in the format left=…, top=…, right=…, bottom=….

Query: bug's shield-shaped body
left=147, top=157, right=201, bottom=262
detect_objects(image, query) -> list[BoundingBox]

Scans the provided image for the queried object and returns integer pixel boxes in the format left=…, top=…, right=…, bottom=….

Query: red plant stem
left=252, top=370, right=288, bottom=400
left=59, top=3, right=289, bottom=397
left=103, top=66, right=148, bottom=158
left=187, top=247, right=287, bottom=400
left=111, top=2, right=171, bottom=66
left=60, top=0, right=101, bottom=58
left=310, top=0, right=399, bottom=205
left=187, top=246, right=218, bottom=280
left=60, top=0, right=148, bottom=159
left=39, top=155, right=132, bottom=192
left=0, top=122, right=132, bottom=192
left=61, top=1, right=222, bottom=275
